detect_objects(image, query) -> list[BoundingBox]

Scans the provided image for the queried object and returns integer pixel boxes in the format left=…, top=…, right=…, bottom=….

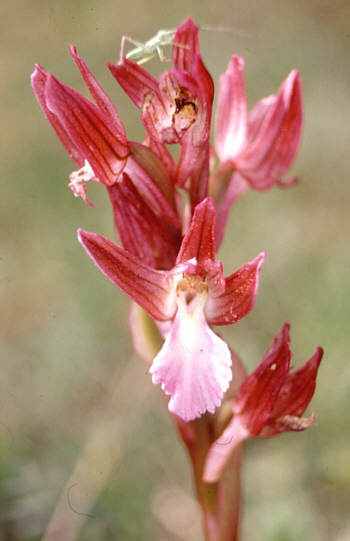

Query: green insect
left=120, top=29, right=179, bottom=65
left=120, top=26, right=252, bottom=65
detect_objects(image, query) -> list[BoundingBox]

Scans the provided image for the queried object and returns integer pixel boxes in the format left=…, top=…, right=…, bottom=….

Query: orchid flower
left=31, top=46, right=179, bottom=226
left=204, top=324, right=323, bottom=482
left=211, top=55, right=303, bottom=245
left=78, top=198, right=265, bottom=421
left=109, top=18, right=214, bottom=209
left=31, top=47, right=129, bottom=205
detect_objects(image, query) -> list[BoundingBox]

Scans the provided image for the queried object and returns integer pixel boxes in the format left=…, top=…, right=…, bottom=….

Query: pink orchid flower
left=109, top=18, right=214, bottom=208
left=31, top=46, right=129, bottom=205
left=204, top=324, right=323, bottom=482
left=31, top=48, right=182, bottom=269
left=212, top=55, right=302, bottom=245
left=78, top=198, right=265, bottom=421
left=110, top=19, right=213, bottom=149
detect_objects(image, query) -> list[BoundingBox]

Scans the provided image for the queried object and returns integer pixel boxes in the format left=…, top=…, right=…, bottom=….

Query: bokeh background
left=1, top=0, right=350, bottom=540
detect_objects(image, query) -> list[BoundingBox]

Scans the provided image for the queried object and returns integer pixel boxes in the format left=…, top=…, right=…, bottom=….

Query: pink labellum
left=150, top=291, right=232, bottom=422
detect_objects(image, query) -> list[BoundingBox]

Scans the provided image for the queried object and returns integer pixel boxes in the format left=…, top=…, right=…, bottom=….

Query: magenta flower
left=78, top=198, right=265, bottom=421
left=31, top=47, right=182, bottom=270
left=31, top=46, right=129, bottom=205
left=203, top=324, right=323, bottom=482
left=212, top=55, right=302, bottom=245
left=110, top=19, right=213, bottom=149
left=109, top=18, right=214, bottom=207
left=215, top=57, right=302, bottom=188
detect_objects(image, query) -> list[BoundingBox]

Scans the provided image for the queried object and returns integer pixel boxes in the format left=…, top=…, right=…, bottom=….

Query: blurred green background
left=1, top=0, right=349, bottom=540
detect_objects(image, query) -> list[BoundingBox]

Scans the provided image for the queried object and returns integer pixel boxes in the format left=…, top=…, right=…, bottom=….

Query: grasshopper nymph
left=120, top=25, right=252, bottom=65
left=120, top=29, right=178, bottom=65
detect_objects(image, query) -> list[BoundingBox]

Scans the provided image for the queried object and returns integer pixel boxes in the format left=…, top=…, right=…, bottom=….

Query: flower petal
left=150, top=294, right=232, bottom=421
left=172, top=18, right=214, bottom=105
left=205, top=252, right=265, bottom=326
left=143, top=135, right=177, bottom=184
left=31, top=65, right=85, bottom=167
left=172, top=18, right=201, bottom=73
left=107, top=176, right=180, bottom=269
left=215, top=55, right=247, bottom=163
left=238, top=70, right=302, bottom=188
left=45, top=74, right=128, bottom=185
left=271, top=347, right=323, bottom=418
left=125, top=142, right=180, bottom=229
left=78, top=230, right=176, bottom=321
left=176, top=197, right=216, bottom=264
left=176, top=132, right=210, bottom=207
left=203, top=328, right=322, bottom=482
left=234, top=324, right=291, bottom=435
left=69, top=45, right=128, bottom=142
left=108, top=58, right=159, bottom=109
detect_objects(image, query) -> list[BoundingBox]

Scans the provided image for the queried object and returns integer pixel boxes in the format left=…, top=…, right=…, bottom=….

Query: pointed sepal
left=215, top=55, right=247, bottom=163
left=176, top=197, right=216, bottom=265
left=77, top=230, right=176, bottom=321
left=205, top=252, right=265, bottom=326
left=203, top=324, right=323, bottom=482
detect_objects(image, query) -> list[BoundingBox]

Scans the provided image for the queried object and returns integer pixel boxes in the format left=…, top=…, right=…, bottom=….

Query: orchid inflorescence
left=32, top=18, right=323, bottom=540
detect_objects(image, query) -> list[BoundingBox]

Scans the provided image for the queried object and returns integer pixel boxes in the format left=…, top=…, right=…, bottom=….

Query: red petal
left=45, top=75, right=128, bottom=185
left=172, top=19, right=214, bottom=105
left=272, top=346, right=323, bottom=419
left=108, top=58, right=159, bottom=109
left=176, top=197, right=216, bottom=264
left=234, top=324, right=291, bottom=435
left=187, top=139, right=210, bottom=210
left=31, top=65, right=84, bottom=167
left=143, top=135, right=177, bottom=184
left=172, top=18, right=201, bottom=72
left=78, top=230, right=176, bottom=321
left=108, top=176, right=180, bottom=269
left=205, top=252, right=265, bottom=326
left=238, top=70, right=302, bottom=188
left=176, top=131, right=210, bottom=209
left=125, top=142, right=180, bottom=229
left=69, top=45, right=127, bottom=142
left=215, top=55, right=247, bottom=163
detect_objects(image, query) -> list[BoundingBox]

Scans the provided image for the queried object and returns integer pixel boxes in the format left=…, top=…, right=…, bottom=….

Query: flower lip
left=150, top=284, right=232, bottom=422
